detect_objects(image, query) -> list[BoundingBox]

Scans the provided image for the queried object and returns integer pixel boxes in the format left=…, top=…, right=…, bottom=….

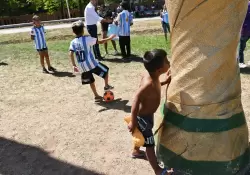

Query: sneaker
left=48, top=66, right=57, bottom=72
left=239, top=63, right=247, bottom=68
left=104, top=85, right=114, bottom=91
left=43, top=68, right=49, bottom=74
left=114, top=50, right=119, bottom=56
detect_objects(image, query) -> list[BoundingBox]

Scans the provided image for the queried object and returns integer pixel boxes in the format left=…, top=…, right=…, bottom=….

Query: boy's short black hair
left=120, top=1, right=129, bottom=10
left=143, top=49, right=169, bottom=73
left=72, top=20, right=84, bottom=36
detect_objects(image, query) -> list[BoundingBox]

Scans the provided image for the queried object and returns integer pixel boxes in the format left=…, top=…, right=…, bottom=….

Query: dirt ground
left=1, top=20, right=250, bottom=175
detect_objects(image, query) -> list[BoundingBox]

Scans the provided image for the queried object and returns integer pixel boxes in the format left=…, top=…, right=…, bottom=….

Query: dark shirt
left=241, top=2, right=250, bottom=37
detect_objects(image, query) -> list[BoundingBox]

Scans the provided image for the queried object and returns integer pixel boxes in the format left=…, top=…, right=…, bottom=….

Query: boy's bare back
left=137, top=73, right=162, bottom=117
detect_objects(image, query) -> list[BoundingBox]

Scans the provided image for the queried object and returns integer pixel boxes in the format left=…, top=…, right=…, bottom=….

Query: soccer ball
left=103, top=91, right=114, bottom=102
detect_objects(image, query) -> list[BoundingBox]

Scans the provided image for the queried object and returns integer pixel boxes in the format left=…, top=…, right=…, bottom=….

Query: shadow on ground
left=0, top=62, right=8, bottom=66
left=240, top=67, right=250, bottom=74
left=104, top=54, right=143, bottom=63
left=0, top=137, right=103, bottom=175
left=96, top=98, right=131, bottom=112
left=51, top=71, right=76, bottom=78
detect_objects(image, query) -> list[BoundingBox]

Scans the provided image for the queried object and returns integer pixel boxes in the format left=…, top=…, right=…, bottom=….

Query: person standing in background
left=238, top=0, right=250, bottom=68
left=84, top=0, right=112, bottom=61
left=160, top=4, right=170, bottom=41
left=100, top=7, right=119, bottom=56
left=115, top=1, right=133, bottom=61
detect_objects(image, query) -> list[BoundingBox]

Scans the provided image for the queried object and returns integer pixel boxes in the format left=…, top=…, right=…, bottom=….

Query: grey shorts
left=137, top=115, right=155, bottom=147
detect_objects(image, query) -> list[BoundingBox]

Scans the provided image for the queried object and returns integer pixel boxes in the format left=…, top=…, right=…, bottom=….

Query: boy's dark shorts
left=137, top=116, right=155, bottom=147
left=81, top=63, right=109, bottom=84
left=37, top=47, right=48, bottom=52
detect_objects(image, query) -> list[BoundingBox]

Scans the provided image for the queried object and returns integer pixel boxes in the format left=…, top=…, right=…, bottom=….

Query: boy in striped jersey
left=30, top=15, right=56, bottom=73
left=69, top=20, right=115, bottom=102
left=115, top=1, right=133, bottom=61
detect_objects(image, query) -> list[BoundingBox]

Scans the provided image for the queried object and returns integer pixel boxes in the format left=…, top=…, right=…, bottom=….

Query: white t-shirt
left=84, top=2, right=103, bottom=25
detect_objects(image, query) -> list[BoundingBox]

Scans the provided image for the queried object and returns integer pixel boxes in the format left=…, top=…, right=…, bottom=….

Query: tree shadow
left=0, top=137, right=103, bottom=175
left=96, top=98, right=131, bottom=112
left=0, top=62, right=8, bottom=66
left=103, top=54, right=143, bottom=63
left=240, top=67, right=250, bottom=74
left=130, top=54, right=143, bottom=63
left=51, top=71, right=76, bottom=78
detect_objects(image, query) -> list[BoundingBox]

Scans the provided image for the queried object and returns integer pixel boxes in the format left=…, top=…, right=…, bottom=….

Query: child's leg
left=126, top=36, right=131, bottom=57
left=102, top=31, right=108, bottom=54
left=38, top=51, right=45, bottom=68
left=132, top=146, right=145, bottom=158
left=44, top=50, right=51, bottom=67
left=111, top=40, right=117, bottom=51
left=92, top=63, right=114, bottom=90
left=119, top=36, right=127, bottom=58
left=90, top=82, right=101, bottom=97
left=146, top=147, right=173, bottom=175
left=146, top=147, right=162, bottom=174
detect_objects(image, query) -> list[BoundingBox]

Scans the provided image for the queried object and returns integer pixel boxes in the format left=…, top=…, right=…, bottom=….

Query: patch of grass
left=0, top=35, right=170, bottom=63
left=0, top=19, right=162, bottom=45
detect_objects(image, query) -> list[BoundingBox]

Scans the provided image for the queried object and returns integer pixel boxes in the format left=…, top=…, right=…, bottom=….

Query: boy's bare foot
left=94, top=96, right=103, bottom=102
left=132, top=149, right=145, bottom=159
left=156, top=168, right=174, bottom=175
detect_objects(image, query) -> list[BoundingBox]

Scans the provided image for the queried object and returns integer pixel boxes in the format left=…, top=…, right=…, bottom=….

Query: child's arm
left=161, top=69, right=171, bottom=86
left=87, top=35, right=116, bottom=46
left=97, top=34, right=116, bottom=44
left=69, top=51, right=79, bottom=72
left=30, top=30, right=35, bottom=40
left=128, top=85, right=148, bottom=133
left=69, top=51, right=77, bottom=67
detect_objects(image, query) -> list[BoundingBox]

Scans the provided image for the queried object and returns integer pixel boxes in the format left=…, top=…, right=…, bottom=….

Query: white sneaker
left=114, top=50, right=119, bottom=56
left=239, top=63, right=247, bottom=68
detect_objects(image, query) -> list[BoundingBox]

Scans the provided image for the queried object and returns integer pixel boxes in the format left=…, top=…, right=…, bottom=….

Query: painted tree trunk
left=156, top=0, right=250, bottom=174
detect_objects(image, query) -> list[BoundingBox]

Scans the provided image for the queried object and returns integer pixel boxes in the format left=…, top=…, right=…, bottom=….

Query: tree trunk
left=60, top=0, right=64, bottom=18
left=156, top=0, right=250, bottom=174
left=78, top=0, right=83, bottom=16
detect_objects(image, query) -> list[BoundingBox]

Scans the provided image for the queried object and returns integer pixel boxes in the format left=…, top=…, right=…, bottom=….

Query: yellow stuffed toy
left=124, top=116, right=145, bottom=147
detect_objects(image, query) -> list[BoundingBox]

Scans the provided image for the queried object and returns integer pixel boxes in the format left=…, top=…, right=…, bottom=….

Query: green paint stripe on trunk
left=158, top=144, right=250, bottom=175
left=161, top=104, right=246, bottom=132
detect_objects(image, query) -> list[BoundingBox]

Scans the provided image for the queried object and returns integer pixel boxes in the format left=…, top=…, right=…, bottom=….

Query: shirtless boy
left=128, top=49, right=173, bottom=175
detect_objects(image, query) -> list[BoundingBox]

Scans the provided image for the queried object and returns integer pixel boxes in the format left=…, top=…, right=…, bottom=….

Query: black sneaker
left=48, top=66, right=56, bottom=72
left=43, top=68, right=49, bottom=74
left=104, top=85, right=114, bottom=91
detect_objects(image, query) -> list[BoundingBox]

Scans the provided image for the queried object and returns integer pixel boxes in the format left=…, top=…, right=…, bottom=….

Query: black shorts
left=137, top=116, right=155, bottom=147
left=37, top=47, right=48, bottom=52
left=81, top=63, right=109, bottom=84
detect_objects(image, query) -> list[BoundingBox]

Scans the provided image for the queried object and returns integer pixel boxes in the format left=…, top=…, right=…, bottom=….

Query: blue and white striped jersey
left=69, top=36, right=99, bottom=72
left=30, top=26, right=47, bottom=50
left=162, top=12, right=169, bottom=24
left=117, top=10, right=133, bottom=36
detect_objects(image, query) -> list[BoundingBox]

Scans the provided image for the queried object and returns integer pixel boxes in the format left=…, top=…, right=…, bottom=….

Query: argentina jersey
left=69, top=36, right=99, bottom=72
left=31, top=26, right=47, bottom=50
left=118, top=10, right=133, bottom=36
left=162, top=12, right=169, bottom=24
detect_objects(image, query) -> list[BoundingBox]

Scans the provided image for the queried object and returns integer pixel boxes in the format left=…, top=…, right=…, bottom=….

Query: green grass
left=0, top=35, right=170, bottom=63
